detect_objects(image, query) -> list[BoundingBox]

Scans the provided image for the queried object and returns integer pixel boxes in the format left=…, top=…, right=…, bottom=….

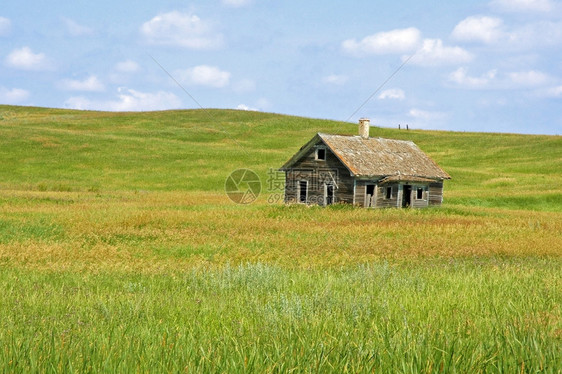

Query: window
left=365, top=184, right=375, bottom=207
left=298, top=181, right=308, bottom=203
left=325, top=184, right=334, bottom=205
left=315, top=148, right=326, bottom=161
left=417, top=187, right=424, bottom=200
left=385, top=186, right=392, bottom=199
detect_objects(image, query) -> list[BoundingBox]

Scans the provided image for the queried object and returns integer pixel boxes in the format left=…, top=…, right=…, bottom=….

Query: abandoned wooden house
left=280, top=119, right=451, bottom=208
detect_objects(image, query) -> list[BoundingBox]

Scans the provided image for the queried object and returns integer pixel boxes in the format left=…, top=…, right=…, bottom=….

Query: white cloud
left=409, top=39, right=473, bottom=66
left=507, top=70, right=548, bottom=86
left=64, top=88, right=181, bottom=111
left=378, top=88, right=405, bottom=100
left=236, top=104, right=259, bottom=111
left=0, top=87, right=30, bottom=104
left=510, top=21, right=562, bottom=48
left=177, top=65, right=231, bottom=88
left=342, top=27, right=421, bottom=55
left=449, top=67, right=549, bottom=89
left=448, top=67, right=497, bottom=88
left=59, top=75, right=105, bottom=92
left=451, top=16, right=504, bottom=44
left=140, top=11, right=223, bottom=49
left=115, top=60, right=141, bottom=73
left=343, top=29, right=472, bottom=66
left=452, top=16, right=562, bottom=49
left=0, top=17, right=11, bottom=36
left=490, top=0, right=553, bottom=12
left=222, top=0, right=252, bottom=7
left=322, top=74, right=348, bottom=85
left=539, top=85, right=562, bottom=97
left=62, top=17, right=93, bottom=36
left=408, top=108, right=448, bottom=121
left=5, top=47, right=51, bottom=71
left=238, top=98, right=271, bottom=112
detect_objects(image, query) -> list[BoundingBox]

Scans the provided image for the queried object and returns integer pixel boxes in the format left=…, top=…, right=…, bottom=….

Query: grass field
left=0, top=105, right=561, bottom=372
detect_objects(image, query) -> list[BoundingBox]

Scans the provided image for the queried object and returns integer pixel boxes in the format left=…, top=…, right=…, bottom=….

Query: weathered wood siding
left=428, top=182, right=444, bottom=206
left=284, top=170, right=307, bottom=203
left=375, top=184, right=399, bottom=208
left=284, top=142, right=354, bottom=205
left=409, top=185, right=429, bottom=208
left=355, top=180, right=382, bottom=207
left=355, top=180, right=367, bottom=207
left=364, top=183, right=431, bottom=208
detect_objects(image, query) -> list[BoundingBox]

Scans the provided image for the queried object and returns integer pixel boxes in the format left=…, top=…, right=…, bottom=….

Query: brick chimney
left=359, top=118, right=370, bottom=139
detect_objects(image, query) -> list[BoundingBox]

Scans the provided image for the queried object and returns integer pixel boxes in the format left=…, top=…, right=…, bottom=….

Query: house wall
left=376, top=184, right=399, bottom=208
left=355, top=180, right=369, bottom=207
left=284, top=143, right=354, bottom=205
left=287, top=175, right=444, bottom=207
left=354, top=182, right=433, bottom=208
left=428, top=182, right=444, bottom=206
left=356, top=179, right=383, bottom=207
left=410, top=185, right=429, bottom=208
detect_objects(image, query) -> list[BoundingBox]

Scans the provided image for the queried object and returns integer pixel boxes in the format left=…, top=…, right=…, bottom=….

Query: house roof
left=378, top=175, right=439, bottom=184
left=280, top=133, right=451, bottom=180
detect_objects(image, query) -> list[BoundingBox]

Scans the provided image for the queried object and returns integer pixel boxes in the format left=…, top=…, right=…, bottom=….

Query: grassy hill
left=0, top=105, right=560, bottom=372
left=1, top=105, right=560, bottom=209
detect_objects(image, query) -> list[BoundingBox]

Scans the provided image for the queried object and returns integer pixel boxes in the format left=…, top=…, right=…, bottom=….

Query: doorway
left=365, top=184, right=375, bottom=207
left=325, top=184, right=334, bottom=205
left=298, top=181, right=307, bottom=203
left=402, top=185, right=412, bottom=207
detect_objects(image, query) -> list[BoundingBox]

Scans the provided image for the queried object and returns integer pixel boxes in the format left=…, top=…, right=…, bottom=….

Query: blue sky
left=1, top=0, right=561, bottom=134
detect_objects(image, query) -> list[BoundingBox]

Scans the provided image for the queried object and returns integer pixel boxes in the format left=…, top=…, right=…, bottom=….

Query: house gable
left=281, top=138, right=355, bottom=205
left=280, top=134, right=353, bottom=176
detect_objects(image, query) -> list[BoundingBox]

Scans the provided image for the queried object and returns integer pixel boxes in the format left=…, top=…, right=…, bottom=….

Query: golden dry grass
left=1, top=190, right=560, bottom=273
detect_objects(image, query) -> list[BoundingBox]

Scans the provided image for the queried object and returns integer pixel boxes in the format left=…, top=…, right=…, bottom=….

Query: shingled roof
left=281, top=133, right=451, bottom=180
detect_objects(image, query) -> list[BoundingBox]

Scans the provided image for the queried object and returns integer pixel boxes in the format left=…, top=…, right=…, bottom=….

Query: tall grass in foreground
left=1, top=260, right=560, bottom=372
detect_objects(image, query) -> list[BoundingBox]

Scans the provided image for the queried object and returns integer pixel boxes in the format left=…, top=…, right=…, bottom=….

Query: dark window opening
left=366, top=184, right=375, bottom=207
left=403, top=185, right=412, bottom=207
left=417, top=187, right=424, bottom=199
left=298, top=181, right=307, bottom=203
left=325, top=184, right=334, bottom=205
left=316, top=148, right=326, bottom=161
left=385, top=186, right=392, bottom=199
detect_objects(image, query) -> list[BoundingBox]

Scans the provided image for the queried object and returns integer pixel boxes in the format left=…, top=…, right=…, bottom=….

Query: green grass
left=1, top=105, right=560, bottom=202
left=1, top=260, right=560, bottom=372
left=0, top=105, right=561, bottom=372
